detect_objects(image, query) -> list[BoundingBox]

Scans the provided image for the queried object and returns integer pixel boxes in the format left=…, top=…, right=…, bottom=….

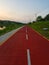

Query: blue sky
left=0, top=0, right=49, bottom=23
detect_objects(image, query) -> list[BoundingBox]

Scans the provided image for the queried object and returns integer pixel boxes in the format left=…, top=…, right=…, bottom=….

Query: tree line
left=36, top=14, right=49, bottom=21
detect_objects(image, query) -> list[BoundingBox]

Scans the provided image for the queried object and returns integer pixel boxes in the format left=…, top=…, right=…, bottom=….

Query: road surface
left=0, top=26, right=49, bottom=65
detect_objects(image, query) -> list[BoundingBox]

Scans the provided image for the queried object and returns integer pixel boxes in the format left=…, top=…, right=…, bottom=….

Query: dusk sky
left=0, top=0, right=49, bottom=23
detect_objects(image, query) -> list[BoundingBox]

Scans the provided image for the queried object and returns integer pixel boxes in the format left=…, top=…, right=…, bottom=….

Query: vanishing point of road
left=0, top=26, right=49, bottom=65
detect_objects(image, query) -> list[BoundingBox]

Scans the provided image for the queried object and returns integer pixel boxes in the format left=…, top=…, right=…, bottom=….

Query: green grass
left=0, top=21, right=24, bottom=36
left=29, top=21, right=49, bottom=39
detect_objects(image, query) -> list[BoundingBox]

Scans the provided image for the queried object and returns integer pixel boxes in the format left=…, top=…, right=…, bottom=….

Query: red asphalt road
left=0, top=26, right=49, bottom=65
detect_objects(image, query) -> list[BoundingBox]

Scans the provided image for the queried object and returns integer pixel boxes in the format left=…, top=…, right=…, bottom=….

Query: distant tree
left=28, top=22, right=31, bottom=24
left=44, top=14, right=49, bottom=21
left=36, top=16, right=43, bottom=21
left=33, top=21, right=36, bottom=23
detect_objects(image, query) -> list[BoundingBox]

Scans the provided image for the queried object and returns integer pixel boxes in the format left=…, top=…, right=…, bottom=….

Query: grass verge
left=28, top=21, right=49, bottom=39
left=0, top=21, right=24, bottom=36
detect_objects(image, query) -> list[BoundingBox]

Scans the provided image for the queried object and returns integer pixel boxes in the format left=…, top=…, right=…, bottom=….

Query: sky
left=0, top=0, right=49, bottom=23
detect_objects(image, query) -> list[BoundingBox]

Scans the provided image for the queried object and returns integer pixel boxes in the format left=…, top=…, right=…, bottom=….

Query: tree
left=28, top=22, right=31, bottom=24
left=36, top=16, right=43, bottom=21
left=44, top=14, right=49, bottom=21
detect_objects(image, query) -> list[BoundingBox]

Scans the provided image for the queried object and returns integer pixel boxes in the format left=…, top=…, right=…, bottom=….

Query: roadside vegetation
left=0, top=20, right=24, bottom=36
left=28, top=14, right=49, bottom=39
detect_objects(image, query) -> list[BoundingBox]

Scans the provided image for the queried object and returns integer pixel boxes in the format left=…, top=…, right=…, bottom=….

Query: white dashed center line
left=26, top=34, right=28, bottom=40
left=26, top=28, right=29, bottom=40
left=26, top=28, right=27, bottom=33
left=27, top=49, right=31, bottom=65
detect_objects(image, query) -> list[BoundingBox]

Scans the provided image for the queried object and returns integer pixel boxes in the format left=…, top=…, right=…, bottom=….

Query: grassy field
left=29, top=21, right=49, bottom=39
left=0, top=20, right=24, bottom=36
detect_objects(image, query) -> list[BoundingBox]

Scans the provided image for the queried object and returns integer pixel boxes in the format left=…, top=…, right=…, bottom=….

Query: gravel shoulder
left=0, top=26, right=23, bottom=45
